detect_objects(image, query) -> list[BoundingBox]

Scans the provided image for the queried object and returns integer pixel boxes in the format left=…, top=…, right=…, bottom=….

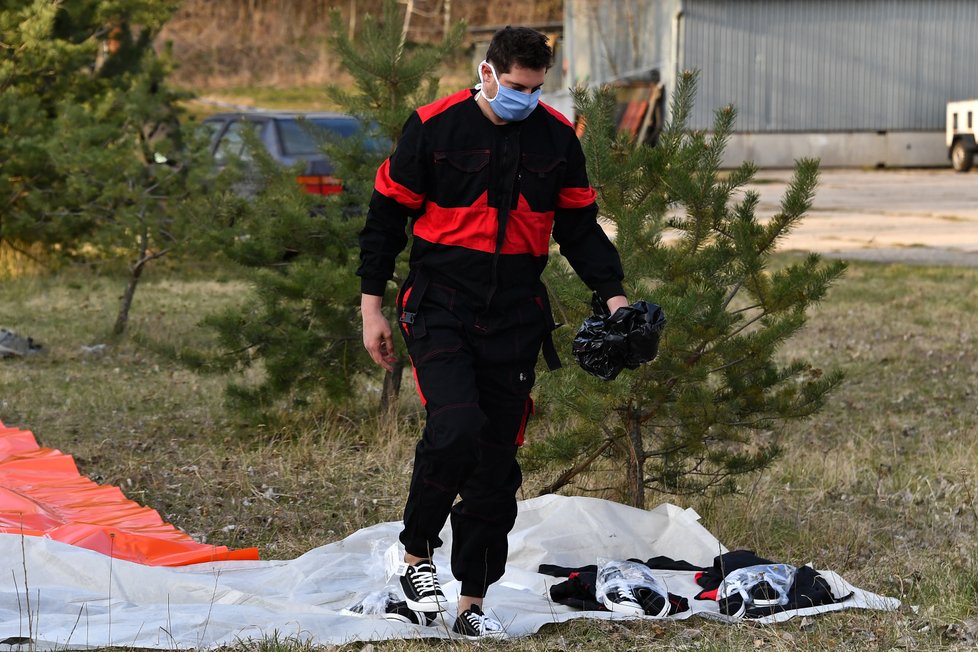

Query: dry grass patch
left=2, top=260, right=977, bottom=650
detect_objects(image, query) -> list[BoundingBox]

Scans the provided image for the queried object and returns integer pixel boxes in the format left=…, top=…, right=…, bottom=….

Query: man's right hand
left=361, top=293, right=397, bottom=372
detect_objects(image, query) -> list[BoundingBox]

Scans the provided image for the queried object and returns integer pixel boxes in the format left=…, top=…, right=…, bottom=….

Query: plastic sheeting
left=0, top=493, right=900, bottom=649
left=0, top=422, right=258, bottom=566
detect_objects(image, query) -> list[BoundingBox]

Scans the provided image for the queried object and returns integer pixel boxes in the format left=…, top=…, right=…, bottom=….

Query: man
left=358, top=26, right=628, bottom=639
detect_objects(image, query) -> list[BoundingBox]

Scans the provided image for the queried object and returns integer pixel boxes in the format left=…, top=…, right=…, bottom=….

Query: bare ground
left=748, top=167, right=978, bottom=267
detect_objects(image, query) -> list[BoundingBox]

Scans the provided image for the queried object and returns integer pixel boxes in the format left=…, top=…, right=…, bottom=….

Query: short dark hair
left=485, top=26, right=553, bottom=74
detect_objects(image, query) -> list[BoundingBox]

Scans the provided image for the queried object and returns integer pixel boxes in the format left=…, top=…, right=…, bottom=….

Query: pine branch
left=537, top=437, right=616, bottom=496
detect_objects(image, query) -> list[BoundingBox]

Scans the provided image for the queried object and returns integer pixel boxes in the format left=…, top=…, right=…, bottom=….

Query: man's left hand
left=606, top=295, right=629, bottom=315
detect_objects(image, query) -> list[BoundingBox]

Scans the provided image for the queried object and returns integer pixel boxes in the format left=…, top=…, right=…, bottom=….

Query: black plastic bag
left=572, top=293, right=666, bottom=381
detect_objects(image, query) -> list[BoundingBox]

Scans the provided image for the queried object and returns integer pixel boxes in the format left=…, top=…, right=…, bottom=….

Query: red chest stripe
left=413, top=193, right=553, bottom=256
left=375, top=159, right=425, bottom=209
left=505, top=194, right=554, bottom=255
left=414, top=192, right=496, bottom=252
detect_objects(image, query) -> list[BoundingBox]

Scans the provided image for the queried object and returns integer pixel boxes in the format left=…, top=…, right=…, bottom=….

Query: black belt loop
left=400, top=269, right=430, bottom=339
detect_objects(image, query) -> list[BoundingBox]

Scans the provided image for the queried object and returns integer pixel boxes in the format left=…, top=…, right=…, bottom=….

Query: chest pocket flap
left=521, top=153, right=566, bottom=178
left=518, top=154, right=567, bottom=212
left=434, top=149, right=490, bottom=172
left=431, top=149, right=491, bottom=207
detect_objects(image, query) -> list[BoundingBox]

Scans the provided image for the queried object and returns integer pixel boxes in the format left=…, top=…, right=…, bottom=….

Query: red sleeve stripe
left=375, top=159, right=425, bottom=209
left=557, top=186, right=597, bottom=209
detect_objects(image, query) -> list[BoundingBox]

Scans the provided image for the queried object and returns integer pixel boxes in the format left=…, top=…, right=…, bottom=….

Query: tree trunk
left=626, top=404, right=646, bottom=508
left=113, top=221, right=151, bottom=336
left=114, top=216, right=168, bottom=336
left=114, top=260, right=145, bottom=336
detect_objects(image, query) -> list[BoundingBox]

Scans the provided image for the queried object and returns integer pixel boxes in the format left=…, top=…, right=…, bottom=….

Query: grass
left=1, top=258, right=977, bottom=649
left=176, top=63, right=473, bottom=120
left=179, top=85, right=343, bottom=119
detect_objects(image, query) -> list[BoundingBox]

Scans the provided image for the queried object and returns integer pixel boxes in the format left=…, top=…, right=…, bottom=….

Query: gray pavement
left=745, top=168, right=978, bottom=266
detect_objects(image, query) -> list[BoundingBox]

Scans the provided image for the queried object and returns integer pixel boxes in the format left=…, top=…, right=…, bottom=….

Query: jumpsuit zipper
left=483, top=126, right=521, bottom=314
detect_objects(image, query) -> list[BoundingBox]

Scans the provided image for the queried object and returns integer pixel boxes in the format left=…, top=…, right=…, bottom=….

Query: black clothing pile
left=540, top=550, right=848, bottom=620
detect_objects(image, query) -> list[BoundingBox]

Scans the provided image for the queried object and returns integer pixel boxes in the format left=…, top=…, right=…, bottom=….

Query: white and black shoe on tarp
left=382, top=600, right=436, bottom=626
left=718, top=563, right=796, bottom=613
left=599, top=584, right=646, bottom=616
left=452, top=604, right=508, bottom=640
left=399, top=560, right=446, bottom=612
left=342, top=589, right=435, bottom=626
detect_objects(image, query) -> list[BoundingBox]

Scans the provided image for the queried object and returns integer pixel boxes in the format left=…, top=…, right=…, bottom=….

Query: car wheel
left=951, top=141, right=973, bottom=172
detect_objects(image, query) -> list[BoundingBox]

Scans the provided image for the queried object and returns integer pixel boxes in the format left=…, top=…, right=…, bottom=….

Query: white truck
left=947, top=99, right=978, bottom=172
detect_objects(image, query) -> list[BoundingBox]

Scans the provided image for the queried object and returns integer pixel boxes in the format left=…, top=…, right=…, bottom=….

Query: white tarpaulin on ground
left=0, top=494, right=899, bottom=649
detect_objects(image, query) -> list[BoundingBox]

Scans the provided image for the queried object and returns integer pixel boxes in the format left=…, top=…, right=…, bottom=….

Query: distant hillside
left=160, top=0, right=561, bottom=89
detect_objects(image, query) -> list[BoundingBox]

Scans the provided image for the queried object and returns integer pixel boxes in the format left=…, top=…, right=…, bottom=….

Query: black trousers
left=397, top=279, right=546, bottom=598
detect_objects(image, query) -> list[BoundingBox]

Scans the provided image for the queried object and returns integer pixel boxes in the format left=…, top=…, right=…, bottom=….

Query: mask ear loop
left=475, top=59, right=499, bottom=102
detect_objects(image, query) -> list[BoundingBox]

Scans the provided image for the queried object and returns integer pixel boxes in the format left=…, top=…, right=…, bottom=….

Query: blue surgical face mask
left=477, top=60, right=541, bottom=122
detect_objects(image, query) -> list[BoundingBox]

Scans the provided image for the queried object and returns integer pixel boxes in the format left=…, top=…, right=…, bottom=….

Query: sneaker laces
left=607, top=585, right=641, bottom=607
left=409, top=562, right=441, bottom=595
left=718, top=563, right=796, bottom=609
left=462, top=607, right=504, bottom=636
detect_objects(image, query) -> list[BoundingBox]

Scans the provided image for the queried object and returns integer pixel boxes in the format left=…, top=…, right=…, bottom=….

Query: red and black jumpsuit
left=357, top=88, right=625, bottom=598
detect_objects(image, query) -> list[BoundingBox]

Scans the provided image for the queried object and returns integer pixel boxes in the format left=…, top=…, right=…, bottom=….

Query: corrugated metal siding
left=683, top=0, right=978, bottom=132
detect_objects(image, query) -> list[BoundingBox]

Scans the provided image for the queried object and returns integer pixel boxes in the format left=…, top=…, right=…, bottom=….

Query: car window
left=214, top=119, right=266, bottom=165
left=277, top=117, right=363, bottom=156
left=198, top=120, right=226, bottom=148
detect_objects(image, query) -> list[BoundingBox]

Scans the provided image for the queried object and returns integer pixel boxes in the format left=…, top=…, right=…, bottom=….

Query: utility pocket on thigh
left=402, top=284, right=464, bottom=364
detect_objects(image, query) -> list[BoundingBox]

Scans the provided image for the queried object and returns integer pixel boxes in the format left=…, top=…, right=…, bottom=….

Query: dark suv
left=201, top=111, right=375, bottom=195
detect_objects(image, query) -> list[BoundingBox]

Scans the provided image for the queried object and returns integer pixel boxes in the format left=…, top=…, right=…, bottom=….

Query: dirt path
left=745, top=168, right=978, bottom=266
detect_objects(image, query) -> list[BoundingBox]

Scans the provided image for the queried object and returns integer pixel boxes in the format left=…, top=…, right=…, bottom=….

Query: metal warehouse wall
left=683, top=0, right=978, bottom=132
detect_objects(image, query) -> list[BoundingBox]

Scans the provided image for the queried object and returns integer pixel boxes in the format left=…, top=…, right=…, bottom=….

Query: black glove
left=572, top=293, right=666, bottom=381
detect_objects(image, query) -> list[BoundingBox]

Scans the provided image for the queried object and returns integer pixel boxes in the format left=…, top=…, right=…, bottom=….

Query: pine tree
left=1, top=1, right=180, bottom=262
left=193, top=0, right=463, bottom=416
left=1, top=1, right=197, bottom=335
left=529, top=73, right=847, bottom=506
left=56, top=33, right=195, bottom=335
left=324, top=0, right=465, bottom=144
left=323, top=0, right=464, bottom=409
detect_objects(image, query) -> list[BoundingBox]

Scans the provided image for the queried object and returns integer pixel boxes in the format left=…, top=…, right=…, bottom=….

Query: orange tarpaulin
left=0, top=421, right=259, bottom=565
